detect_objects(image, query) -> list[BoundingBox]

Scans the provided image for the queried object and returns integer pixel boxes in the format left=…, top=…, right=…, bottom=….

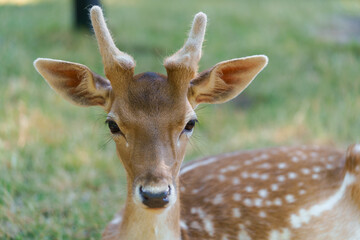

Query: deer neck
left=118, top=184, right=181, bottom=240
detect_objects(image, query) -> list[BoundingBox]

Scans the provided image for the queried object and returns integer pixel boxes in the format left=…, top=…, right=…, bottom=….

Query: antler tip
left=90, top=5, right=103, bottom=19
left=190, top=12, right=207, bottom=38
left=194, top=12, right=207, bottom=27
left=195, top=12, right=207, bottom=20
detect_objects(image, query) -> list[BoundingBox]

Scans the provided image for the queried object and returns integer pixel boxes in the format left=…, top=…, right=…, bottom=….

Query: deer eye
left=184, top=119, right=198, bottom=132
left=106, top=120, right=122, bottom=134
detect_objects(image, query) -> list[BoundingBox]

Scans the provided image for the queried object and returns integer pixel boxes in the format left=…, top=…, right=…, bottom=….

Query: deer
left=33, top=6, right=360, bottom=240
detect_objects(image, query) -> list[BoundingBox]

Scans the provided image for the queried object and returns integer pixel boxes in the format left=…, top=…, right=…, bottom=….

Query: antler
left=164, top=12, right=207, bottom=77
left=90, top=6, right=135, bottom=84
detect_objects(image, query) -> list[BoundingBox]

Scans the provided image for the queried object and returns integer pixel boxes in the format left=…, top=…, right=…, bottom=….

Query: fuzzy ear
left=34, top=58, right=111, bottom=109
left=188, top=55, right=268, bottom=107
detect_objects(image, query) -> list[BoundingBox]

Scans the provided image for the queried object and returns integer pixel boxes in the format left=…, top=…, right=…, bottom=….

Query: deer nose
left=139, top=186, right=171, bottom=208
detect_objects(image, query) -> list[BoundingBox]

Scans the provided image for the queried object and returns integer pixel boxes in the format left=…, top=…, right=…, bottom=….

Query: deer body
left=33, top=6, right=360, bottom=240
left=179, top=146, right=360, bottom=240
left=102, top=145, right=360, bottom=240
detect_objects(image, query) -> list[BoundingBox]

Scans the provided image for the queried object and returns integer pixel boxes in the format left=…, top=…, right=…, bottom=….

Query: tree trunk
left=74, top=0, right=101, bottom=31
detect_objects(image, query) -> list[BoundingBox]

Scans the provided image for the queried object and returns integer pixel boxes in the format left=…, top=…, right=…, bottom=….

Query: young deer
left=34, top=6, right=360, bottom=240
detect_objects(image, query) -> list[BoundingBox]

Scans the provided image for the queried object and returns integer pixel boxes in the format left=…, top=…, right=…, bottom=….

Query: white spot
left=258, top=189, right=268, bottom=198
left=259, top=211, right=267, bottom=218
left=191, top=207, right=214, bottom=236
left=194, top=207, right=205, bottom=217
left=290, top=173, right=356, bottom=228
left=220, top=168, right=228, bottom=173
left=232, top=177, right=240, bottom=185
left=191, top=207, right=197, bottom=214
left=245, top=186, right=253, bottom=192
left=258, top=163, right=271, bottom=169
left=266, top=200, right=272, bottom=206
left=326, top=164, right=334, bottom=170
left=126, top=142, right=129, bottom=148
left=285, top=194, right=295, bottom=203
left=288, top=172, right=297, bottom=179
left=291, top=156, right=299, bottom=162
left=227, top=165, right=239, bottom=171
left=310, top=152, right=318, bottom=157
left=232, top=208, right=241, bottom=218
left=204, top=218, right=214, bottom=236
left=353, top=144, right=360, bottom=153
left=218, top=175, right=226, bottom=182
left=277, top=175, right=286, bottom=182
left=244, top=160, right=252, bottom=165
left=237, top=224, right=251, bottom=240
left=313, top=166, right=322, bottom=173
left=110, top=216, right=122, bottom=225
left=203, top=175, right=215, bottom=182
left=190, top=221, right=201, bottom=230
left=243, top=198, right=253, bottom=207
left=312, top=174, right=320, bottom=180
left=222, top=235, right=229, bottom=240
left=233, top=193, right=241, bottom=201
left=254, top=198, right=263, bottom=207
left=260, top=153, right=269, bottom=159
left=295, top=150, right=303, bottom=156
left=298, top=182, right=304, bottom=187
left=274, top=198, right=282, bottom=206
left=271, top=184, right=279, bottom=191
left=242, top=172, right=249, bottom=179
left=299, top=189, right=306, bottom=195
left=180, top=220, right=188, bottom=230
left=269, top=228, right=291, bottom=240
left=251, top=172, right=260, bottom=179
left=278, top=163, right=287, bottom=169
left=301, top=168, right=310, bottom=175
left=192, top=188, right=201, bottom=194
left=260, top=174, right=269, bottom=180
left=213, top=194, right=223, bottom=205
left=180, top=187, right=186, bottom=192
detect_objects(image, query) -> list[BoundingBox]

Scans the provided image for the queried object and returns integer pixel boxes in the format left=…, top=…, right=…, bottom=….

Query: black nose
left=140, top=186, right=171, bottom=208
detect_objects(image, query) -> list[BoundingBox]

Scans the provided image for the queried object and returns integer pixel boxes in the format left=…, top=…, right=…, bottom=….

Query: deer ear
left=34, top=58, right=111, bottom=109
left=188, top=55, right=268, bottom=107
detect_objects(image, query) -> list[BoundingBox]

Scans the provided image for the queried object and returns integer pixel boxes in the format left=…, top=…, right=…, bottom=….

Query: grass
left=0, top=0, right=359, bottom=239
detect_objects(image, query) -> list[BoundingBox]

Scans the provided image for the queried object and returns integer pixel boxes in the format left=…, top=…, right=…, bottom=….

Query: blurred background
left=0, top=0, right=359, bottom=238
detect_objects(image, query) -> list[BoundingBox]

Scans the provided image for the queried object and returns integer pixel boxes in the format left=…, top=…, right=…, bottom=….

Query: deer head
left=34, top=6, right=268, bottom=211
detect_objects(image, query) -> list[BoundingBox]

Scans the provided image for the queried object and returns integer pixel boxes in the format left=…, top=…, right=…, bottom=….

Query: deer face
left=34, top=6, right=267, bottom=210
left=106, top=71, right=196, bottom=209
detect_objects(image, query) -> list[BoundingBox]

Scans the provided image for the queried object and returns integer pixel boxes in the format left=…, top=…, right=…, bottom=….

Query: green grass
left=0, top=0, right=359, bottom=238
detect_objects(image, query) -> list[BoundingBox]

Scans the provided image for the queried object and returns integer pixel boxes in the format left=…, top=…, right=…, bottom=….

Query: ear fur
left=188, top=55, right=268, bottom=107
left=34, top=58, right=111, bottom=109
